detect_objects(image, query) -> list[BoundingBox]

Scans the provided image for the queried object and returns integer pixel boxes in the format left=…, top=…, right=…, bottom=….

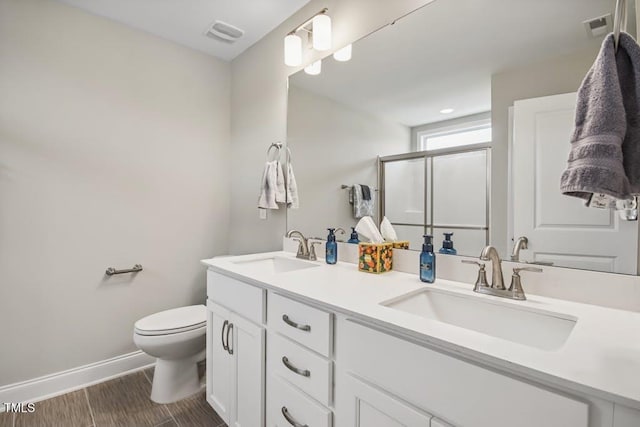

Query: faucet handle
left=508, top=267, right=542, bottom=300
left=513, top=266, right=543, bottom=274
left=291, top=237, right=305, bottom=258
left=308, top=240, right=323, bottom=261
left=461, top=260, right=489, bottom=291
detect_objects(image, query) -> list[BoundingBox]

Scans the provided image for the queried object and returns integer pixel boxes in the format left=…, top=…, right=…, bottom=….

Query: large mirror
left=286, top=0, right=640, bottom=275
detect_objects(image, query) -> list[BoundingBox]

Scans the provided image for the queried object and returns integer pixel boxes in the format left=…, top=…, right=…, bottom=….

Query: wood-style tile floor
left=0, top=367, right=226, bottom=427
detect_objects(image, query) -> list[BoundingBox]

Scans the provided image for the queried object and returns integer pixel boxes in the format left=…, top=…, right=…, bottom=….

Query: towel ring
left=267, top=142, right=282, bottom=161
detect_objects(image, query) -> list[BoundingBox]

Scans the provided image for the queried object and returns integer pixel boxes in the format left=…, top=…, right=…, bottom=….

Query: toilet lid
left=135, top=305, right=206, bottom=336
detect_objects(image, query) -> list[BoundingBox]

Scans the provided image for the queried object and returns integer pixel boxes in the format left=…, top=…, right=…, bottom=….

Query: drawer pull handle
left=282, top=406, right=308, bottom=427
left=221, top=320, right=229, bottom=351
left=282, top=314, right=311, bottom=332
left=226, top=323, right=234, bottom=355
left=282, top=356, right=310, bottom=377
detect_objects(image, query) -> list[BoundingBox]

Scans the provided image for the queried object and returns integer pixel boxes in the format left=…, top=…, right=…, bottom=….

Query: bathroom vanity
left=203, top=250, right=640, bottom=427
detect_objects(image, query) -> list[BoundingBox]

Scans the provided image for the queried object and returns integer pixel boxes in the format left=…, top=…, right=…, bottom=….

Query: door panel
left=232, top=313, right=265, bottom=427
left=512, top=93, right=638, bottom=274
left=206, top=301, right=232, bottom=424
left=339, top=373, right=432, bottom=427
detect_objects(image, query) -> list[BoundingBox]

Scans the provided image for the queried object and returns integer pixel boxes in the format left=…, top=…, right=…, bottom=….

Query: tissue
left=380, top=216, right=398, bottom=241
left=355, top=216, right=384, bottom=243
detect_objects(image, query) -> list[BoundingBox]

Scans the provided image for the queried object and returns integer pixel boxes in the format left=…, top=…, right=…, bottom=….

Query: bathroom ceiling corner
left=54, top=0, right=312, bottom=61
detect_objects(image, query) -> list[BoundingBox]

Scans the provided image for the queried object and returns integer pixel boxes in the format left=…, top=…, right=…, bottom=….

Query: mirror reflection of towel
left=352, top=184, right=374, bottom=218
left=361, top=185, right=371, bottom=201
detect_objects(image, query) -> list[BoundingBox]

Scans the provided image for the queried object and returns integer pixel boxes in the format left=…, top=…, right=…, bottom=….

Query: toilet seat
left=135, top=305, right=206, bottom=336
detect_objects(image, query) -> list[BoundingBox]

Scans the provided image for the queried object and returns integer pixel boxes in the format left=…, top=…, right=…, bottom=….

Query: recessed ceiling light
left=440, top=108, right=454, bottom=114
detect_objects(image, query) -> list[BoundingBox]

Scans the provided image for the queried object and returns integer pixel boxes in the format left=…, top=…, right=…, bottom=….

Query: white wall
left=0, top=0, right=230, bottom=386
left=287, top=86, right=410, bottom=239
left=228, top=0, right=432, bottom=254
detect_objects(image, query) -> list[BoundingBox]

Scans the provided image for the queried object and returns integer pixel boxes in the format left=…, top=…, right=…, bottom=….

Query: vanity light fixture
left=284, top=34, right=303, bottom=66
left=304, top=60, right=322, bottom=75
left=312, top=13, right=332, bottom=51
left=284, top=8, right=332, bottom=67
left=333, top=44, right=352, bottom=62
left=440, top=108, right=455, bottom=114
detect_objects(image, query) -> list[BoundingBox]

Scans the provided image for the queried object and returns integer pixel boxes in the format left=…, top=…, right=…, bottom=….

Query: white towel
left=275, top=161, right=287, bottom=204
left=258, top=161, right=279, bottom=209
left=352, top=184, right=374, bottom=218
left=286, top=162, right=299, bottom=209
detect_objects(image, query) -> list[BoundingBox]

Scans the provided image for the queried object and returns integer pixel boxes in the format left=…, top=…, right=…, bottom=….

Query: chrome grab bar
left=282, top=314, right=311, bottom=332
left=282, top=357, right=310, bottom=377
left=105, top=264, right=142, bottom=276
left=282, top=407, right=308, bottom=427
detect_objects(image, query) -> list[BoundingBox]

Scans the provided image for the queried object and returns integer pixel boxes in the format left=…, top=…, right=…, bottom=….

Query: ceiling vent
left=583, top=14, right=612, bottom=38
left=205, top=21, right=244, bottom=43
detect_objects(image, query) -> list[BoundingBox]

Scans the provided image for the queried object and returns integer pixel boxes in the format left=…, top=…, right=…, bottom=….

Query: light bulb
left=304, top=60, right=322, bottom=75
left=333, top=44, right=352, bottom=62
left=312, top=14, right=332, bottom=51
left=440, top=108, right=455, bottom=114
left=284, top=34, right=302, bottom=66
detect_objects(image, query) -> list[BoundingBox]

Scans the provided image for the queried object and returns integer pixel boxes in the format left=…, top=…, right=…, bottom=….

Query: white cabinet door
left=206, top=301, right=233, bottom=425
left=337, top=373, right=432, bottom=427
left=512, top=92, right=638, bottom=274
left=230, top=312, right=265, bottom=427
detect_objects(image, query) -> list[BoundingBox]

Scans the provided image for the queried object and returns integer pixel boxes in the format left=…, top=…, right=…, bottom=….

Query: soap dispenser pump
left=439, top=232, right=457, bottom=255
left=347, top=227, right=360, bottom=244
left=420, top=235, right=436, bottom=283
left=326, top=228, right=337, bottom=265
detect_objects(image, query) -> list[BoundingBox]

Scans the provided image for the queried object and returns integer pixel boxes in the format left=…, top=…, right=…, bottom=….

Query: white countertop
left=202, top=251, right=640, bottom=409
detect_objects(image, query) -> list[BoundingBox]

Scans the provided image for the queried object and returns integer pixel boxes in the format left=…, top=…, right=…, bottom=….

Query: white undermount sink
left=382, top=288, right=577, bottom=351
left=231, top=256, right=320, bottom=274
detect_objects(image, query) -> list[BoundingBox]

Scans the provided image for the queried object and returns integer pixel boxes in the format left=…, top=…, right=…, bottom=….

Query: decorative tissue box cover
left=358, top=242, right=393, bottom=274
left=391, top=241, right=410, bottom=250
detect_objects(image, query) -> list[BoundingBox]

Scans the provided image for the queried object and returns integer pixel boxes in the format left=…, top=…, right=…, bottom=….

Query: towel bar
left=105, top=264, right=143, bottom=276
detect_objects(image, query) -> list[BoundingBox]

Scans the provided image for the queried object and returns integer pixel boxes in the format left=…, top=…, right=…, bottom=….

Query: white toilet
left=133, top=304, right=206, bottom=403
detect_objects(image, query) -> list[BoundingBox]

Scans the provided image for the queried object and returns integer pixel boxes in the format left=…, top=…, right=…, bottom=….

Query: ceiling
left=55, top=0, right=311, bottom=61
left=290, top=0, right=635, bottom=127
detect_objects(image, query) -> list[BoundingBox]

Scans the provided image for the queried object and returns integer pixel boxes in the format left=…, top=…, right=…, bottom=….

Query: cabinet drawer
left=268, top=332, right=332, bottom=406
left=337, top=318, right=588, bottom=427
left=207, top=270, right=264, bottom=325
left=268, top=293, right=332, bottom=357
left=267, top=373, right=332, bottom=427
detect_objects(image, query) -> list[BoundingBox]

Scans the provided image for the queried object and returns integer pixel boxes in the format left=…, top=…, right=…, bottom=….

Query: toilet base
left=150, top=351, right=205, bottom=404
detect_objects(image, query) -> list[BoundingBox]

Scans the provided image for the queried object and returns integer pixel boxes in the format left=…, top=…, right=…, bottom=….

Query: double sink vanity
left=202, top=243, right=640, bottom=427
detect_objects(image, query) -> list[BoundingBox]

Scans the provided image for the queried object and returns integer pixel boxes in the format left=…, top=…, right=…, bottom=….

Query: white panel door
left=512, top=93, right=638, bottom=274
left=231, top=312, right=265, bottom=427
left=206, top=301, right=233, bottom=425
left=338, top=373, right=432, bottom=427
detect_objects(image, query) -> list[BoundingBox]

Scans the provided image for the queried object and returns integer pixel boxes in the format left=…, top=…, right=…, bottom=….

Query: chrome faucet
left=286, top=230, right=310, bottom=260
left=510, top=236, right=528, bottom=261
left=480, top=245, right=505, bottom=290
left=462, top=245, right=543, bottom=301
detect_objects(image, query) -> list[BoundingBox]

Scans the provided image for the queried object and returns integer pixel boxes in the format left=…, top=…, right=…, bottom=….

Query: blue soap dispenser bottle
left=439, top=232, right=457, bottom=255
left=347, top=227, right=360, bottom=244
left=420, top=234, right=436, bottom=283
left=326, top=228, right=338, bottom=265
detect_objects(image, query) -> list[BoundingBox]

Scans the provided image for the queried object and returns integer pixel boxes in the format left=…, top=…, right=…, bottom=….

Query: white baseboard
left=0, top=351, right=155, bottom=407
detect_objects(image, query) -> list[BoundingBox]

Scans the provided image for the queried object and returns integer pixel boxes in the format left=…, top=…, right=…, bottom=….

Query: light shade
left=333, top=44, right=352, bottom=62
left=312, top=14, right=332, bottom=51
left=284, top=34, right=302, bottom=66
left=304, top=60, right=322, bottom=75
